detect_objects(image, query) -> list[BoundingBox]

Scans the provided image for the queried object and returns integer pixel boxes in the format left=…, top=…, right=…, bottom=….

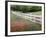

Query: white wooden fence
left=12, top=11, right=42, bottom=24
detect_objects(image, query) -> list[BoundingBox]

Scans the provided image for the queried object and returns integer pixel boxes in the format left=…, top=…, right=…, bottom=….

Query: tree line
left=11, top=5, right=42, bottom=13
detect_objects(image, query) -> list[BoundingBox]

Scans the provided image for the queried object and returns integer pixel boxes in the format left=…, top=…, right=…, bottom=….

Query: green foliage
left=29, top=6, right=41, bottom=12
left=22, top=6, right=28, bottom=13
left=11, top=5, right=42, bottom=13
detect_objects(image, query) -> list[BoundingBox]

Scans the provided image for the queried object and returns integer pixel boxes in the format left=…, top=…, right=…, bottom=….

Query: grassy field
left=32, top=11, right=42, bottom=15
left=10, top=12, right=42, bottom=32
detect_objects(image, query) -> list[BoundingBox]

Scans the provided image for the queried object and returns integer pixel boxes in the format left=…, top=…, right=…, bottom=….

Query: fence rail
left=12, top=11, right=42, bottom=24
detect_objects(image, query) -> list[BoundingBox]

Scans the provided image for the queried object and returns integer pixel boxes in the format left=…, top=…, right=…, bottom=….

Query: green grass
left=32, top=11, right=42, bottom=15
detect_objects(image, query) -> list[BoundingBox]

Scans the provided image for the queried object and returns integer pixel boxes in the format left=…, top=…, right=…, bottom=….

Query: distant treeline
left=11, top=5, right=42, bottom=13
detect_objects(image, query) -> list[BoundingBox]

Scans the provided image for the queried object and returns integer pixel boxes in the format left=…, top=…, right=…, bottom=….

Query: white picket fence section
left=12, top=11, right=42, bottom=24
